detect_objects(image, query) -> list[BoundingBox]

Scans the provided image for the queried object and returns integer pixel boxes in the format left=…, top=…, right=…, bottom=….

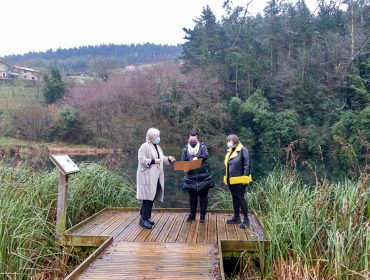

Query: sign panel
left=50, top=154, right=80, bottom=175
left=174, top=159, right=202, bottom=171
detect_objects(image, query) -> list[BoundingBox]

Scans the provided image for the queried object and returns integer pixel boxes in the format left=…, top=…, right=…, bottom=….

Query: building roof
left=14, top=65, right=41, bottom=73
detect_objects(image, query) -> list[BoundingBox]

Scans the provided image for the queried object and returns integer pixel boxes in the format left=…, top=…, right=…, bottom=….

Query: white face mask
left=227, top=141, right=234, bottom=148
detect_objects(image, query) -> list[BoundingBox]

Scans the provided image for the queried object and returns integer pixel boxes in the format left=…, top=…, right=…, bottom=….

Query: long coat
left=136, top=142, right=170, bottom=202
left=224, top=143, right=252, bottom=185
left=182, top=142, right=214, bottom=191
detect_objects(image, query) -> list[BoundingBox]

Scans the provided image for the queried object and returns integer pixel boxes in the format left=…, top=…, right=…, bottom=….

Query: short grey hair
left=226, top=134, right=240, bottom=145
left=146, top=128, right=160, bottom=142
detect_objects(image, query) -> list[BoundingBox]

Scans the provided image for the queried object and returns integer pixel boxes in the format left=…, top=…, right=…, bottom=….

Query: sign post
left=50, top=154, right=80, bottom=236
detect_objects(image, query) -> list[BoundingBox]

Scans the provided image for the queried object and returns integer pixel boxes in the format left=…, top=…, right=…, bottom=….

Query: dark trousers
left=140, top=200, right=154, bottom=220
left=188, top=188, right=209, bottom=215
left=140, top=180, right=161, bottom=220
left=228, top=184, right=249, bottom=219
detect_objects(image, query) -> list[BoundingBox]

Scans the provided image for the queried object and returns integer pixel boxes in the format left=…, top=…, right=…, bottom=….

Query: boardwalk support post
left=50, top=154, right=80, bottom=237
left=57, top=172, right=68, bottom=234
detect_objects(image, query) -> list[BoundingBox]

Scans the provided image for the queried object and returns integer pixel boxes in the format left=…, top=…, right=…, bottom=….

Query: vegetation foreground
left=0, top=163, right=368, bottom=279
left=0, top=163, right=138, bottom=279
left=215, top=169, right=369, bottom=280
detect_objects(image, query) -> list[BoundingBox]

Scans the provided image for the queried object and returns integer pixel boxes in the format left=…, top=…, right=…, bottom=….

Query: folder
left=174, top=159, right=202, bottom=171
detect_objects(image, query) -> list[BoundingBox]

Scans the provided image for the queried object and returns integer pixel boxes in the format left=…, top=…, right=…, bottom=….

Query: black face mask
left=189, top=141, right=198, bottom=148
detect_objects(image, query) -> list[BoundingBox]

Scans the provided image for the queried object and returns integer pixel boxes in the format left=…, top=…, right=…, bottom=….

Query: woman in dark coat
left=182, top=131, right=214, bottom=223
left=224, top=134, right=252, bottom=229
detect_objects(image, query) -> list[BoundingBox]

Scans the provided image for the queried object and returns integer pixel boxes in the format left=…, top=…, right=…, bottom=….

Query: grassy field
left=0, top=163, right=138, bottom=279
left=0, top=82, right=41, bottom=110
left=214, top=169, right=369, bottom=280
left=0, top=82, right=42, bottom=139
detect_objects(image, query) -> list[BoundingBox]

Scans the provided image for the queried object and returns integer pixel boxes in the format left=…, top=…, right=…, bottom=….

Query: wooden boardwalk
left=63, top=208, right=266, bottom=280
left=73, top=242, right=218, bottom=280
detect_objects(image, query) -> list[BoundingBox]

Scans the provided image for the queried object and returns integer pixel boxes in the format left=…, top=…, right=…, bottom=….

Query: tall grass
left=214, top=169, right=370, bottom=280
left=67, top=163, right=139, bottom=225
left=0, top=163, right=137, bottom=279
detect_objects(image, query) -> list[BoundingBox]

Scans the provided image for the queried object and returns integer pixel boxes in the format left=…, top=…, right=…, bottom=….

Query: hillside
left=2, top=43, right=183, bottom=73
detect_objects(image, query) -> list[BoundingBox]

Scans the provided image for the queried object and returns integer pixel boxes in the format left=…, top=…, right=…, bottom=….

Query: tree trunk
left=351, top=0, right=355, bottom=59
left=235, top=65, right=238, bottom=97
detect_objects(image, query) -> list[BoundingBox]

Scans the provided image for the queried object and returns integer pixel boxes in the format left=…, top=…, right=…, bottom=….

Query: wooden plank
left=186, top=217, right=199, bottom=243
left=218, top=240, right=226, bottom=280
left=99, top=211, right=130, bottom=236
left=72, top=212, right=111, bottom=235
left=196, top=214, right=208, bottom=243
left=107, top=207, right=233, bottom=213
left=64, top=236, right=112, bottom=280
left=176, top=213, right=192, bottom=243
left=166, top=212, right=186, bottom=242
left=66, top=208, right=109, bottom=234
left=86, top=212, right=122, bottom=236
left=207, top=213, right=217, bottom=244
left=123, top=212, right=165, bottom=241
left=110, top=212, right=139, bottom=238
left=155, top=212, right=178, bottom=242
left=216, top=214, right=227, bottom=241
left=123, top=219, right=147, bottom=242
left=113, top=213, right=142, bottom=241
left=144, top=212, right=171, bottom=242
left=134, top=212, right=161, bottom=242
left=224, top=214, right=237, bottom=240
left=220, top=240, right=270, bottom=252
left=233, top=222, right=249, bottom=241
left=72, top=242, right=217, bottom=280
left=60, top=235, right=110, bottom=247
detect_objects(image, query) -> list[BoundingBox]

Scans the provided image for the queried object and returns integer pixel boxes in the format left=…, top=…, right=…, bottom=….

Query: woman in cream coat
left=137, top=128, right=175, bottom=229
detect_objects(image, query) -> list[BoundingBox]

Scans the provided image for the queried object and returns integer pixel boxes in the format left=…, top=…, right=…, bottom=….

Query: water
left=67, top=145, right=366, bottom=208
left=2, top=144, right=366, bottom=208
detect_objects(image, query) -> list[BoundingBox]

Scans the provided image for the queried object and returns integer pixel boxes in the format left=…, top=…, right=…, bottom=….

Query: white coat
left=136, top=142, right=170, bottom=202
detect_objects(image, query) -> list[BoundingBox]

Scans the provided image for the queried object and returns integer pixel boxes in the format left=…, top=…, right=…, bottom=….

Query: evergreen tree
left=42, top=63, right=66, bottom=104
left=182, top=6, right=221, bottom=66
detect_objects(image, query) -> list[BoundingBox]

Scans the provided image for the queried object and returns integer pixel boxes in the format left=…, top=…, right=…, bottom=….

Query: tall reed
left=0, top=163, right=137, bottom=279
left=214, top=169, right=369, bottom=279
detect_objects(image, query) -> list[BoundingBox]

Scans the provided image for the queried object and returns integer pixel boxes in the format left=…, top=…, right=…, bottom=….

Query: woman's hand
left=155, top=159, right=161, bottom=165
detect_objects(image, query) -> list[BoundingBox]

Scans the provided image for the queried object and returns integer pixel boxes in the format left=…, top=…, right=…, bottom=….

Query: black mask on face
left=189, top=141, right=198, bottom=148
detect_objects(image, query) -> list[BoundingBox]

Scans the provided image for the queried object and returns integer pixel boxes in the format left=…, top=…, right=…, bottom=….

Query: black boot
left=139, top=218, right=152, bottom=229
left=148, top=219, right=155, bottom=225
left=199, top=213, right=206, bottom=223
left=226, top=216, right=241, bottom=224
left=240, top=218, right=250, bottom=229
left=187, top=213, right=196, bottom=222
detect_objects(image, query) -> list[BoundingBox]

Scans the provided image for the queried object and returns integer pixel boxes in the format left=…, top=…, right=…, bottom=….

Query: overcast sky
left=1, top=0, right=322, bottom=57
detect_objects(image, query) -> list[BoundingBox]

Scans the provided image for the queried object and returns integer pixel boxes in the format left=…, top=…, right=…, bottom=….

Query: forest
left=3, top=43, right=182, bottom=73
left=2, top=0, right=368, bottom=180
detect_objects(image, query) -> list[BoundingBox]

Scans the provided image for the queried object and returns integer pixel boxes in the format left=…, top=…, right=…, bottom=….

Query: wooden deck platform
left=63, top=208, right=267, bottom=280
left=72, top=242, right=218, bottom=280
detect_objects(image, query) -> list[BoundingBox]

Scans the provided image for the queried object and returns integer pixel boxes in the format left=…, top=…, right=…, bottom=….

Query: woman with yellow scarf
left=224, top=134, right=252, bottom=229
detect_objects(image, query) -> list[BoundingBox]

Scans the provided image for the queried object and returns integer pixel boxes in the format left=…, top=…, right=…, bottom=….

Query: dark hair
left=187, top=130, right=199, bottom=138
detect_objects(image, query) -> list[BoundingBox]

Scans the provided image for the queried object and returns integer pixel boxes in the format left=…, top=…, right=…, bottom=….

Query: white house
left=0, top=60, right=10, bottom=79
left=0, top=60, right=41, bottom=80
